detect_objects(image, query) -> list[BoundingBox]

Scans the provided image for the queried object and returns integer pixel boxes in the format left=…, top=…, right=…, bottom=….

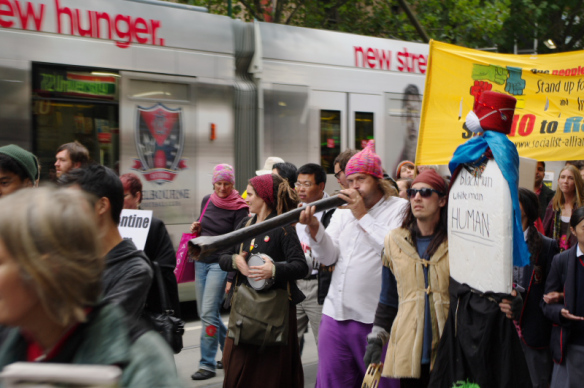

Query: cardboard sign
left=518, top=157, right=536, bottom=190
left=118, top=209, right=153, bottom=250
left=448, top=159, right=513, bottom=293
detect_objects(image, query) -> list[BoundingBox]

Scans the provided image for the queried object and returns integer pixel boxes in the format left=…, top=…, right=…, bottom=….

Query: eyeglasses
left=406, top=188, right=444, bottom=198
left=295, top=181, right=314, bottom=188
left=334, top=170, right=343, bottom=180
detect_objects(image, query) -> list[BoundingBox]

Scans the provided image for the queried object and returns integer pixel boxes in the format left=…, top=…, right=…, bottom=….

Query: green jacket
left=0, top=304, right=183, bottom=388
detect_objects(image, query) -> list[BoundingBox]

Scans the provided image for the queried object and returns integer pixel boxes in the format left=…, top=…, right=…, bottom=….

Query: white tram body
left=0, top=0, right=428, bottom=296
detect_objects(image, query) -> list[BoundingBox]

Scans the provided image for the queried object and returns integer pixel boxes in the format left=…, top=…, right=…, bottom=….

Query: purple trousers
left=316, top=314, right=400, bottom=388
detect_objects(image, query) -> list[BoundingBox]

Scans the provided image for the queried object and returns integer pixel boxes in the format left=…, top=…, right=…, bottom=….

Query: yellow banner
left=417, top=40, right=584, bottom=165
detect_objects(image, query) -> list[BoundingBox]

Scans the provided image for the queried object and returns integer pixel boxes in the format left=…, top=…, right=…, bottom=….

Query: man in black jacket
left=59, top=165, right=153, bottom=321
left=120, top=172, right=180, bottom=317
left=535, top=161, right=555, bottom=220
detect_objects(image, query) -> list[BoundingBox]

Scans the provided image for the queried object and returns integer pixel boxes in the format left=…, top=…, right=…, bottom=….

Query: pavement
left=174, top=302, right=318, bottom=388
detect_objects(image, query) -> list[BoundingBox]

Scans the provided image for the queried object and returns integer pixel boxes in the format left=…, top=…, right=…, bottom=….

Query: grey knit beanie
left=0, top=145, right=39, bottom=182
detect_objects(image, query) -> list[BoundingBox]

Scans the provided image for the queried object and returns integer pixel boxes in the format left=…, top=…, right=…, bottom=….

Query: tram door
left=119, top=71, right=198, bottom=226
left=311, top=91, right=383, bottom=193
left=348, top=93, right=384, bottom=160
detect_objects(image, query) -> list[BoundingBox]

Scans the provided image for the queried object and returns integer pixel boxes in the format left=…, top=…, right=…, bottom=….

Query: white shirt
left=296, top=192, right=329, bottom=275
left=306, top=195, right=409, bottom=323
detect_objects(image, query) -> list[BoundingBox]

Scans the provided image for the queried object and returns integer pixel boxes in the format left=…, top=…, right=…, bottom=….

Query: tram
left=0, top=0, right=428, bottom=281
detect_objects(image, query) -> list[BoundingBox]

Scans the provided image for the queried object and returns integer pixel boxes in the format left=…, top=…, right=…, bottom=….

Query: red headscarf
left=412, top=170, right=448, bottom=195
left=249, top=174, right=275, bottom=207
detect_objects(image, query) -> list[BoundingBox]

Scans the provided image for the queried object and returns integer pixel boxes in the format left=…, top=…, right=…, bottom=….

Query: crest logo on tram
left=132, top=103, right=187, bottom=185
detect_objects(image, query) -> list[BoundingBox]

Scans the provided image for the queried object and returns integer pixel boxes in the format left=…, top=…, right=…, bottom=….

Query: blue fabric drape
left=449, top=131, right=530, bottom=267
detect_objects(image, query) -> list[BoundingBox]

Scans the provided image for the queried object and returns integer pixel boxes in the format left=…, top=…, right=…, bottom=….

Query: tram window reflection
left=320, top=110, right=341, bottom=174
left=355, top=112, right=374, bottom=149
left=32, top=64, right=120, bottom=181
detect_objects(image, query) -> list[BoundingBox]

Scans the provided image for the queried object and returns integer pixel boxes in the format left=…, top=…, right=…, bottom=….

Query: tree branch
left=240, top=0, right=264, bottom=21
left=333, top=0, right=352, bottom=8
left=394, top=0, right=430, bottom=43
left=285, top=0, right=305, bottom=24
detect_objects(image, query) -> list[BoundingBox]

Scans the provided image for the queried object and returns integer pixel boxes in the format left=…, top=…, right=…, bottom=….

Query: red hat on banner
left=465, top=91, right=517, bottom=135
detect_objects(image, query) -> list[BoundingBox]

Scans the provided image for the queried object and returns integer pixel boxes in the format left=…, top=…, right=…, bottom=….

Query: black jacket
left=144, top=217, right=180, bottom=317
left=518, top=234, right=558, bottom=348
left=219, top=214, right=308, bottom=305
left=429, top=279, right=531, bottom=388
left=542, top=244, right=581, bottom=363
left=102, top=239, right=153, bottom=320
left=538, top=184, right=555, bottom=221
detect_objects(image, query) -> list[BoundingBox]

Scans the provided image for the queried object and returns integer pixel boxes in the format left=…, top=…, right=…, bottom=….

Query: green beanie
left=0, top=145, right=39, bottom=182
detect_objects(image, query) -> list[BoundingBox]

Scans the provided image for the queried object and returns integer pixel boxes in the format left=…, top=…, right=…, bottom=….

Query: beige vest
left=381, top=228, right=449, bottom=379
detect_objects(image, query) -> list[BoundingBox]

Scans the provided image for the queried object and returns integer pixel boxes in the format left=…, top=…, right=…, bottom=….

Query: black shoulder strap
left=132, top=250, right=173, bottom=313
left=321, top=208, right=336, bottom=229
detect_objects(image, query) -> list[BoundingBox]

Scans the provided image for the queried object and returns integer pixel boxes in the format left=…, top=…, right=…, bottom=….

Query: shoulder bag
left=174, top=197, right=211, bottom=282
left=227, top=225, right=290, bottom=350
left=143, top=259, right=185, bottom=354
left=228, top=280, right=290, bottom=350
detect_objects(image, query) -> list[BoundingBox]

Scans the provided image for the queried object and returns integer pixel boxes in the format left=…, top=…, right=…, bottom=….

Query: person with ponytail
left=500, top=188, right=558, bottom=388
left=542, top=165, right=584, bottom=251
left=219, top=173, right=308, bottom=388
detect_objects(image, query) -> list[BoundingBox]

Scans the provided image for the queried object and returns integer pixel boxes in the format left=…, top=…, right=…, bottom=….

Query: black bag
left=143, top=261, right=185, bottom=354
left=227, top=282, right=289, bottom=349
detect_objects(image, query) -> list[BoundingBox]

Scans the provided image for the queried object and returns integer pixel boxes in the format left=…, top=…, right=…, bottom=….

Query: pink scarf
left=210, top=189, right=249, bottom=211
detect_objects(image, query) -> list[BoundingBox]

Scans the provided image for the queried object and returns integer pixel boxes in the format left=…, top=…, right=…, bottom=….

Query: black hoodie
left=102, top=239, right=153, bottom=320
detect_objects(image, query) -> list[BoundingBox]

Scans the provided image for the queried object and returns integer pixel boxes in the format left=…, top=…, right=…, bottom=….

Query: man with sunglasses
left=364, top=169, right=450, bottom=388
left=299, top=141, right=408, bottom=388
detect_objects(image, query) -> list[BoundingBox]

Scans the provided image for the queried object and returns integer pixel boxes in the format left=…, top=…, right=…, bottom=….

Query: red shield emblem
left=132, top=103, right=187, bottom=184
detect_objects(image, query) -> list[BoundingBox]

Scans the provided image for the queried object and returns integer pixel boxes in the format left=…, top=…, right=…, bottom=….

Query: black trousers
left=400, top=364, right=430, bottom=388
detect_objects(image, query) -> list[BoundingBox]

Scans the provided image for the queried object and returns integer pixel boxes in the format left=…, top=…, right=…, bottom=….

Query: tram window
left=355, top=112, right=374, bottom=149
left=320, top=110, right=341, bottom=174
left=129, top=80, right=189, bottom=101
left=32, top=64, right=119, bottom=181
left=33, top=101, right=119, bottom=180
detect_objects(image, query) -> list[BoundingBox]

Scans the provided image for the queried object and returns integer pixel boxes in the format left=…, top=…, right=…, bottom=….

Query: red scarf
left=210, top=189, right=249, bottom=211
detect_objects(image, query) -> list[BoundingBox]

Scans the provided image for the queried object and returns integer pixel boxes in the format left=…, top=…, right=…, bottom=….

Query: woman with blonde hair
left=219, top=173, right=308, bottom=388
left=543, top=164, right=584, bottom=251
left=0, top=187, right=181, bottom=387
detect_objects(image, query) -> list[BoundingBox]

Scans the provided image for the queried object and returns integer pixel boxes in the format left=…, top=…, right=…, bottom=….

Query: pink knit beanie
left=212, top=164, right=235, bottom=185
left=344, top=140, right=383, bottom=179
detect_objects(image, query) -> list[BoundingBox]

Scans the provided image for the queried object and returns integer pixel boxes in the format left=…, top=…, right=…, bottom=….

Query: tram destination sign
left=35, top=68, right=118, bottom=100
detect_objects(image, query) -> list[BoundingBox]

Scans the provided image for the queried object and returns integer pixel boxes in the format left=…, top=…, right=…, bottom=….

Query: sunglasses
left=406, top=188, right=444, bottom=198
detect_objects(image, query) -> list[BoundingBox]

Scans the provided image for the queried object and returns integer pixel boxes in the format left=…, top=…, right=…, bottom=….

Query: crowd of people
left=1, top=124, right=584, bottom=388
